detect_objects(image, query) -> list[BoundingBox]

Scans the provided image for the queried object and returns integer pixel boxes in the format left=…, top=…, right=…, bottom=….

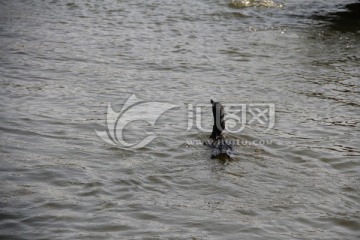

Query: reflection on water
left=1, top=0, right=359, bottom=239
left=228, top=0, right=284, bottom=8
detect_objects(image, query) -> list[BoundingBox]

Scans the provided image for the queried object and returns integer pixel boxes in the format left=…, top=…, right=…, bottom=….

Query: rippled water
left=1, top=0, right=359, bottom=239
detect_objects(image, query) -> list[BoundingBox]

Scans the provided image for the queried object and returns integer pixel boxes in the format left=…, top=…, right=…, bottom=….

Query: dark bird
left=207, top=99, right=236, bottom=159
left=210, top=99, right=225, bottom=140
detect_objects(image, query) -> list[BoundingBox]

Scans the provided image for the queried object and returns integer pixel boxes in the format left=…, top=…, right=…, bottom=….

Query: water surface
left=1, top=0, right=359, bottom=239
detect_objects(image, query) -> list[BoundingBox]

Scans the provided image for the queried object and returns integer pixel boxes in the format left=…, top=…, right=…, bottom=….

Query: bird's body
left=206, top=99, right=236, bottom=159
left=210, top=99, right=225, bottom=140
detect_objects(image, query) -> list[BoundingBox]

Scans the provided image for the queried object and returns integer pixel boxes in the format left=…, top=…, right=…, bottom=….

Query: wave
left=228, top=0, right=283, bottom=8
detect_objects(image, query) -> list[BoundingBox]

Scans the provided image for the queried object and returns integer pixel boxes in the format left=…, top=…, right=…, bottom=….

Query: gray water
left=1, top=0, right=359, bottom=239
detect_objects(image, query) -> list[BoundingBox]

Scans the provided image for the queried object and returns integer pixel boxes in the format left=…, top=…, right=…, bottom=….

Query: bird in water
left=205, top=99, right=236, bottom=159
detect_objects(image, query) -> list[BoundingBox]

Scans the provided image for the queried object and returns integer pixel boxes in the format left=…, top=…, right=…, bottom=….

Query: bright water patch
left=229, top=0, right=284, bottom=8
